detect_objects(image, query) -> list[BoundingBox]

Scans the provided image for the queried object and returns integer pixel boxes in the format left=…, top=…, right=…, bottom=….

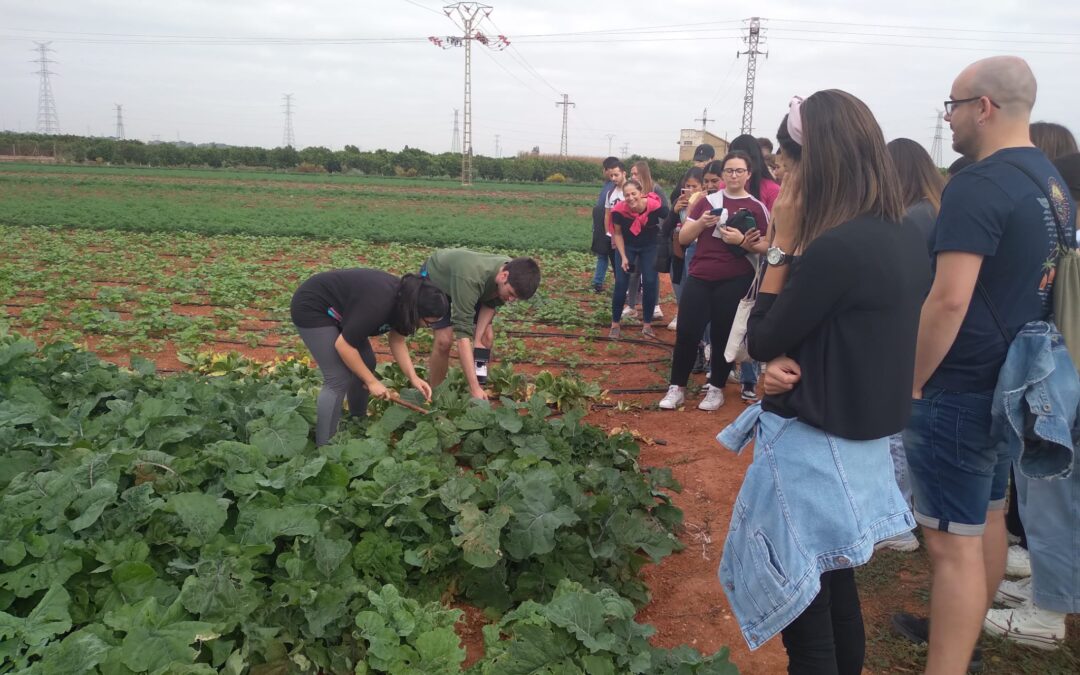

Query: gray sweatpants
left=296, top=325, right=376, bottom=446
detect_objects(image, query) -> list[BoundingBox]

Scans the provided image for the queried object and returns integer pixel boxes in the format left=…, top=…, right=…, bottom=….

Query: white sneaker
left=1006, top=545, right=1031, bottom=578
left=667, top=317, right=678, bottom=331
left=698, top=384, right=725, bottom=411
left=622, top=305, right=635, bottom=319
left=875, top=531, right=920, bottom=552
left=995, top=577, right=1032, bottom=608
left=983, top=604, right=1067, bottom=650
left=652, top=306, right=664, bottom=320
left=658, top=385, right=685, bottom=410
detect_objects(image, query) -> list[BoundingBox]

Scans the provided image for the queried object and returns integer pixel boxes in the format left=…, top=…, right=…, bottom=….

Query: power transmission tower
left=695, top=107, right=714, bottom=131
left=605, top=134, right=616, bottom=156
left=282, top=94, right=295, bottom=148
left=556, top=93, right=575, bottom=157
left=451, top=109, right=461, bottom=153
left=114, top=104, right=125, bottom=140
left=494, top=134, right=501, bottom=158
left=429, top=3, right=509, bottom=185
left=32, top=42, right=60, bottom=134
left=737, top=17, right=767, bottom=135
left=930, top=110, right=944, bottom=167
left=620, top=143, right=630, bottom=157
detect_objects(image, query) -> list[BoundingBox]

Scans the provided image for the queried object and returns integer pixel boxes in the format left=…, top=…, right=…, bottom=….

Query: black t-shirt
left=610, top=203, right=670, bottom=246
left=290, top=268, right=400, bottom=348
left=748, top=216, right=931, bottom=440
left=930, top=148, right=1076, bottom=392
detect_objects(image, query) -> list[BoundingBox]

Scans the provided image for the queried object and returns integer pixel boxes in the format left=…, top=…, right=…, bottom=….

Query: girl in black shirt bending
left=290, top=269, right=447, bottom=445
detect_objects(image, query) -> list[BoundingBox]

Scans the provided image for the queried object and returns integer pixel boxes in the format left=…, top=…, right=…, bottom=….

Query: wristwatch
left=766, top=245, right=791, bottom=267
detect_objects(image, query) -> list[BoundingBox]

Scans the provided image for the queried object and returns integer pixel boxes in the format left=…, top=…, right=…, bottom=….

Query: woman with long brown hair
left=887, top=138, right=945, bottom=251
left=716, top=91, right=931, bottom=673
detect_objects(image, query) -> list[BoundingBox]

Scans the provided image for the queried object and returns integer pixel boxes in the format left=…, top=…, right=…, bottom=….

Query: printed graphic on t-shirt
left=1038, top=176, right=1074, bottom=297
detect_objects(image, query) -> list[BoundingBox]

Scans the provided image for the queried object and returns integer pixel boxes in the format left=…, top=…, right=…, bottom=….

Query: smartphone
left=627, top=262, right=637, bottom=274
left=708, top=207, right=725, bottom=216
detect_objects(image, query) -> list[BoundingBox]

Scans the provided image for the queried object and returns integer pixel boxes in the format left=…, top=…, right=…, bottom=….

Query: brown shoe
left=642, top=325, right=656, bottom=339
left=608, top=325, right=621, bottom=339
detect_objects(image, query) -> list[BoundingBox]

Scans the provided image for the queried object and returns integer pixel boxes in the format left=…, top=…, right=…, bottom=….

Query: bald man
left=892, top=56, right=1076, bottom=672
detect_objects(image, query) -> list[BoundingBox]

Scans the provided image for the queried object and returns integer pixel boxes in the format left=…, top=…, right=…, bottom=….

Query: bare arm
left=387, top=331, right=431, bottom=401
left=456, top=337, right=488, bottom=400
left=912, top=252, right=984, bottom=397
left=335, top=334, right=389, bottom=399
left=473, top=305, right=496, bottom=348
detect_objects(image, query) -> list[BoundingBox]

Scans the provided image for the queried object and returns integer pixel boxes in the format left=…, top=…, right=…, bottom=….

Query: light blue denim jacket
left=716, top=405, right=914, bottom=650
left=991, top=321, right=1080, bottom=479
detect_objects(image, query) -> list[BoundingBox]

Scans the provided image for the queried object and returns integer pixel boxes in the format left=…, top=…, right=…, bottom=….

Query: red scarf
left=612, top=191, right=661, bottom=236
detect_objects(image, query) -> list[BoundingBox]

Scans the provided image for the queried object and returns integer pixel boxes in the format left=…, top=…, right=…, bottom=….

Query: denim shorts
left=903, top=387, right=1010, bottom=535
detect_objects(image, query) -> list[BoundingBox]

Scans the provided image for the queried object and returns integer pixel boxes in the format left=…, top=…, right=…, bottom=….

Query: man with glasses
left=892, top=56, right=1076, bottom=672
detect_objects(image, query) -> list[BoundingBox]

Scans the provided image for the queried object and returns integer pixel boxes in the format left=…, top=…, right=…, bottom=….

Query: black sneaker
left=741, top=383, right=757, bottom=401
left=592, top=284, right=604, bottom=294
left=691, top=346, right=706, bottom=374
left=890, top=613, right=982, bottom=673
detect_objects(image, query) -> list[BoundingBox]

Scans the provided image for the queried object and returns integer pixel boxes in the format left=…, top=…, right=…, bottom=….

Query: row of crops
left=0, top=167, right=597, bottom=252
left=0, top=329, right=735, bottom=673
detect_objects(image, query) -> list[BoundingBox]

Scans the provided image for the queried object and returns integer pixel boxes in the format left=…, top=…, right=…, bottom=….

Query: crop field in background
left=0, top=165, right=599, bottom=251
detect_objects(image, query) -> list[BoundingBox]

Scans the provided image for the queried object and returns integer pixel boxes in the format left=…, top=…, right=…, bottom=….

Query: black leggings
left=780, top=569, right=865, bottom=675
left=669, top=273, right=753, bottom=387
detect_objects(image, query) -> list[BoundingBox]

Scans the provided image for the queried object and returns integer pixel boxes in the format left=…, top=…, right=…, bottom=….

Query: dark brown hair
left=788, top=90, right=904, bottom=252
left=504, top=257, right=541, bottom=300
left=1030, top=122, right=1078, bottom=161
left=887, top=138, right=945, bottom=215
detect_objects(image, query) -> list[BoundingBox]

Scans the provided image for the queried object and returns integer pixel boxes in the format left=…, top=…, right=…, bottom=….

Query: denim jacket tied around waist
left=715, top=404, right=914, bottom=650
left=991, top=320, right=1080, bottom=480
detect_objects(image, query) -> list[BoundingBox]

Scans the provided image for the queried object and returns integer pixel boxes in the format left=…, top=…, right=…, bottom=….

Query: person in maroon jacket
left=658, top=151, right=770, bottom=411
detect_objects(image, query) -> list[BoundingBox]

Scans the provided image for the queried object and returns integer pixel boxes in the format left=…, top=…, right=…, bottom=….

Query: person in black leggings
left=290, top=269, right=447, bottom=446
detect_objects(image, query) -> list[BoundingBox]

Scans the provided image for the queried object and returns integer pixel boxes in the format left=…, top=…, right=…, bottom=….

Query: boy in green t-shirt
left=421, top=249, right=541, bottom=400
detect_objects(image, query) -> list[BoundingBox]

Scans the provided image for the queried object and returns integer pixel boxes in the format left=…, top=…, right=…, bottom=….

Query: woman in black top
left=290, top=269, right=448, bottom=446
left=736, top=91, right=931, bottom=673
left=609, top=179, right=670, bottom=339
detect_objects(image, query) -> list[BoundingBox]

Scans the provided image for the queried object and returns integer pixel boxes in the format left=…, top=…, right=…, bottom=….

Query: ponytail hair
left=391, top=273, right=448, bottom=335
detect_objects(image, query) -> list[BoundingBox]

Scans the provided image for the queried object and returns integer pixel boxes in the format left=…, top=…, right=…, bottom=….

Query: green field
left=0, top=165, right=600, bottom=251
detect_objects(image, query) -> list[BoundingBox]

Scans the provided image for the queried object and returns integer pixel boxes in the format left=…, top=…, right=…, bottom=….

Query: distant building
left=677, top=129, right=729, bottom=162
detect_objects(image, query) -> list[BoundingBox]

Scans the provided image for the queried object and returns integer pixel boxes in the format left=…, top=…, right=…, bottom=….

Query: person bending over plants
left=422, top=249, right=541, bottom=400
left=290, top=269, right=448, bottom=446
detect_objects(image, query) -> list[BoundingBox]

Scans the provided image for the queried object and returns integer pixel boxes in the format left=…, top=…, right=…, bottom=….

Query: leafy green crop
left=0, top=329, right=733, bottom=674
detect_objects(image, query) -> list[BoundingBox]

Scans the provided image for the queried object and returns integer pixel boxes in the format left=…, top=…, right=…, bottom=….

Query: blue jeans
left=592, top=251, right=615, bottom=289
left=739, top=361, right=758, bottom=386
left=1014, top=466, right=1080, bottom=613
left=904, top=387, right=1011, bottom=535
left=612, top=243, right=658, bottom=324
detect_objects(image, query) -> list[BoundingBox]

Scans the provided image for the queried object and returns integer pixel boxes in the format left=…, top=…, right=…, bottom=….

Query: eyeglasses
left=944, top=96, right=1001, bottom=115
left=722, top=168, right=748, bottom=176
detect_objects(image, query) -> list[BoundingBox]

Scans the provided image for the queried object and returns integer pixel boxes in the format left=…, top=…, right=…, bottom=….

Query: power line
left=555, top=94, right=575, bottom=157
left=930, top=110, right=944, bottom=168
left=694, top=107, right=714, bottom=131
left=114, top=104, right=125, bottom=140
left=32, top=42, right=60, bottom=134
left=281, top=94, right=295, bottom=148
left=451, top=108, right=460, bottom=154
left=738, top=17, right=767, bottom=136
left=430, top=2, right=509, bottom=185
left=400, top=0, right=445, bottom=16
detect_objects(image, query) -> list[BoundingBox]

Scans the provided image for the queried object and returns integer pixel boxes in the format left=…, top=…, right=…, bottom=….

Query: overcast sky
left=2, top=0, right=1078, bottom=163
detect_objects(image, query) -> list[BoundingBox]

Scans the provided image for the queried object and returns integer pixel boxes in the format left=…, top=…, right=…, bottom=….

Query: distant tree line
left=0, top=132, right=691, bottom=185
